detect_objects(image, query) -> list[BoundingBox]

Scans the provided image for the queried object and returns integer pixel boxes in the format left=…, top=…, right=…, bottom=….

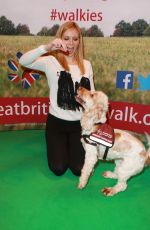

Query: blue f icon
left=116, top=71, right=134, bottom=89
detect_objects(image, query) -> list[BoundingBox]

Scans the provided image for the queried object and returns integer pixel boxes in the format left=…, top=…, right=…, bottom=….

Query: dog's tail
left=145, top=133, right=150, bottom=165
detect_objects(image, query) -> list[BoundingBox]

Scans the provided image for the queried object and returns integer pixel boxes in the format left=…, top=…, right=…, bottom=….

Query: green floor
left=0, top=130, right=150, bottom=230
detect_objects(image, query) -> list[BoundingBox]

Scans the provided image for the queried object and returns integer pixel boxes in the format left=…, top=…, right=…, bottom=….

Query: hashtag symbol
left=50, top=9, right=57, bottom=20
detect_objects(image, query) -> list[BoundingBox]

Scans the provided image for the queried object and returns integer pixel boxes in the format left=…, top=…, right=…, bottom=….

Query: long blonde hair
left=50, top=21, right=85, bottom=75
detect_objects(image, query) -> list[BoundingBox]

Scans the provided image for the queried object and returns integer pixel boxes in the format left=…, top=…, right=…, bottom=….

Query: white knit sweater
left=19, top=45, right=95, bottom=121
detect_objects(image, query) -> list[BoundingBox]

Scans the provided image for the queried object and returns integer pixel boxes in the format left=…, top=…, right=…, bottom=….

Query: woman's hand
left=44, top=38, right=67, bottom=52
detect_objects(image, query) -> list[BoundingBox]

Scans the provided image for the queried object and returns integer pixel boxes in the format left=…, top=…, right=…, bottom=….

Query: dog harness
left=82, top=123, right=114, bottom=160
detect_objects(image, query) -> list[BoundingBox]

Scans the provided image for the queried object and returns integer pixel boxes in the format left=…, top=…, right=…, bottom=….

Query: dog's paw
left=78, top=182, right=86, bottom=190
left=102, top=171, right=117, bottom=179
left=101, top=187, right=116, bottom=196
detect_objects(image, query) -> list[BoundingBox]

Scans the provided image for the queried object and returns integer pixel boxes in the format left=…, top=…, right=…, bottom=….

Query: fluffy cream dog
left=76, top=87, right=150, bottom=196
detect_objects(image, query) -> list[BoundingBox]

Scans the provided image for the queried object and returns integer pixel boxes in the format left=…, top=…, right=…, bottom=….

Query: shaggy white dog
left=76, top=87, right=150, bottom=196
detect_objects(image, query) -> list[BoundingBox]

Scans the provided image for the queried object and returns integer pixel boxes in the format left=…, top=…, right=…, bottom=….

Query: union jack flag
left=8, top=73, right=20, bottom=83
left=8, top=59, right=19, bottom=72
left=22, top=70, right=41, bottom=89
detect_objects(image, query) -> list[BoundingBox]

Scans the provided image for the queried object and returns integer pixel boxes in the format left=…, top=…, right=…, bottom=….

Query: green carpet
left=0, top=130, right=150, bottom=230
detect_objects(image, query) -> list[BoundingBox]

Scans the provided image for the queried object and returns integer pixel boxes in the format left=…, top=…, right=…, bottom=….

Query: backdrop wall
left=0, top=0, right=150, bottom=134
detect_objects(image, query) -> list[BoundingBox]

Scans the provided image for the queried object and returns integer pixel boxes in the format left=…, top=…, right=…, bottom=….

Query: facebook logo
left=116, top=71, right=134, bottom=89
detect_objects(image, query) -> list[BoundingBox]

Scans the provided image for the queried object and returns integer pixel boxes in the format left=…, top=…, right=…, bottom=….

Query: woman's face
left=62, top=28, right=80, bottom=57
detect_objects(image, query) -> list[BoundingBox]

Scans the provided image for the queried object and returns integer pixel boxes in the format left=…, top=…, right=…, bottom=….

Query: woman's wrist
left=44, top=43, right=53, bottom=52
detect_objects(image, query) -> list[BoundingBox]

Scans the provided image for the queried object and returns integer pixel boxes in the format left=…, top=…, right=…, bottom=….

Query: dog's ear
left=89, top=91, right=108, bottom=123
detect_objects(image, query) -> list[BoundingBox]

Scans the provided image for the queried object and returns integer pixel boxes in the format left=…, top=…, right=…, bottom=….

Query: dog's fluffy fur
left=76, top=87, right=150, bottom=196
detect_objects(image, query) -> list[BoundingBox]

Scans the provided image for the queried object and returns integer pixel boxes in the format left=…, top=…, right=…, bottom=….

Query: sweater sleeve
left=19, top=45, right=47, bottom=72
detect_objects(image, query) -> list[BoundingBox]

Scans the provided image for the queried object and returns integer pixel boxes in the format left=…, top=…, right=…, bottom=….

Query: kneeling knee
left=48, top=164, right=68, bottom=176
left=70, top=167, right=82, bottom=177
